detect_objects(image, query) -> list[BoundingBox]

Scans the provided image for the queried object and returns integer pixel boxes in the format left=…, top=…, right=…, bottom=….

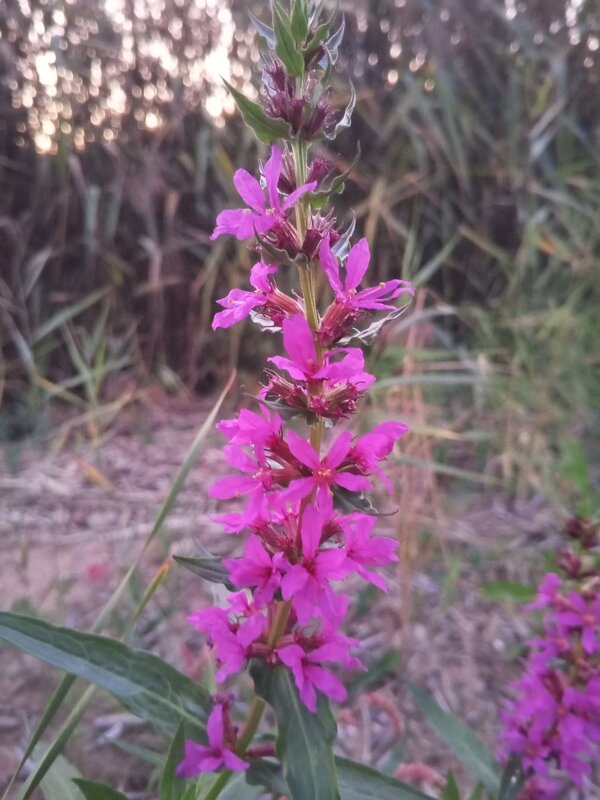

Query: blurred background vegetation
left=0, top=0, right=598, bottom=502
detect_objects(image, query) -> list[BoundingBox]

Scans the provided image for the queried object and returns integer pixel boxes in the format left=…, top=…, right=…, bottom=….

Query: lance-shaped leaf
left=331, top=213, right=356, bottom=259
left=35, top=749, right=83, bottom=800
left=324, top=82, right=356, bottom=141
left=174, top=549, right=234, bottom=590
left=223, top=80, right=292, bottom=144
left=410, top=686, right=500, bottom=794
left=248, top=10, right=276, bottom=49
left=159, top=723, right=186, bottom=800
left=290, top=0, right=309, bottom=42
left=332, top=486, right=378, bottom=516
left=323, top=16, right=345, bottom=65
left=252, top=663, right=340, bottom=800
left=72, top=780, right=129, bottom=800
left=305, top=21, right=330, bottom=59
left=314, top=16, right=345, bottom=71
left=246, top=756, right=436, bottom=799
left=498, top=756, right=526, bottom=800
left=336, top=758, right=436, bottom=800
left=480, top=581, right=535, bottom=603
left=0, top=613, right=211, bottom=738
left=441, top=773, right=460, bottom=800
left=272, top=1, right=305, bottom=76
left=246, top=759, right=289, bottom=796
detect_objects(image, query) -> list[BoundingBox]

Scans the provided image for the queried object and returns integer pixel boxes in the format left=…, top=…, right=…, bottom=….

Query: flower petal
left=263, top=145, right=283, bottom=210
left=222, top=749, right=249, bottom=771
left=282, top=180, right=318, bottom=211
left=233, top=169, right=266, bottom=212
left=326, top=431, right=353, bottom=469
left=282, top=314, right=316, bottom=372
left=334, top=472, right=372, bottom=492
left=319, top=235, right=343, bottom=294
left=344, top=238, right=370, bottom=290
left=207, top=705, right=225, bottom=748
left=286, top=430, right=320, bottom=468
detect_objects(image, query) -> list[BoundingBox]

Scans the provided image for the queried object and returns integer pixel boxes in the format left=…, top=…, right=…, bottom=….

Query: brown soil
left=0, top=394, right=559, bottom=798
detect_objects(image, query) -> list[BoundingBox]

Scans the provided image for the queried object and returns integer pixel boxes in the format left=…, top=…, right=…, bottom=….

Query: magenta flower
left=340, top=514, right=398, bottom=591
left=211, top=146, right=316, bottom=241
left=218, top=406, right=282, bottom=448
left=556, top=592, right=600, bottom=654
left=212, top=262, right=278, bottom=330
left=269, top=314, right=371, bottom=386
left=280, top=504, right=347, bottom=623
left=283, top=430, right=372, bottom=503
left=209, top=444, right=271, bottom=501
left=351, top=421, right=409, bottom=492
left=527, top=572, right=563, bottom=611
left=225, top=535, right=286, bottom=607
left=177, top=704, right=248, bottom=777
left=499, top=564, right=600, bottom=798
left=319, top=235, right=414, bottom=311
left=277, top=643, right=347, bottom=712
left=188, top=595, right=266, bottom=682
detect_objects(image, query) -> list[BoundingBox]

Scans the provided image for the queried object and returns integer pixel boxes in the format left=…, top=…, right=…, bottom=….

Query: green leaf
left=467, top=786, right=484, bottom=800
left=248, top=10, right=276, bottom=48
left=336, top=758, right=436, bottom=800
left=72, top=780, right=129, bottom=800
left=410, top=686, right=500, bottom=794
left=174, top=551, right=233, bottom=589
left=441, top=772, right=460, bottom=800
left=0, top=613, right=211, bottom=738
left=272, top=1, right=305, bottom=76
left=304, top=20, right=330, bottom=62
left=322, top=16, right=345, bottom=65
left=247, top=756, right=436, bottom=800
left=252, top=663, right=340, bottom=800
left=498, top=756, right=525, bottom=800
left=480, top=581, right=535, bottom=603
left=18, top=688, right=95, bottom=800
left=246, top=759, right=289, bottom=796
left=160, top=723, right=186, bottom=800
left=332, top=485, right=378, bottom=515
left=33, top=286, right=112, bottom=343
left=290, top=0, right=309, bottom=42
left=223, top=80, right=292, bottom=144
left=324, top=82, right=356, bottom=140
left=220, top=775, right=264, bottom=800
left=35, top=750, right=83, bottom=800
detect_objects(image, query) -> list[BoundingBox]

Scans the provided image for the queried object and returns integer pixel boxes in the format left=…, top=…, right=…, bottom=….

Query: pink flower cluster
left=499, top=562, right=600, bottom=798
left=178, top=138, right=415, bottom=778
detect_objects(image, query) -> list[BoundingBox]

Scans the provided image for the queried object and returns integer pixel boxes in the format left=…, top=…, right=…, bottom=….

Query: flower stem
left=293, top=137, right=325, bottom=454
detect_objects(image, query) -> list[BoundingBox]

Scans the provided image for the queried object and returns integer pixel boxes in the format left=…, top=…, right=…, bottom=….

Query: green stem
left=292, top=139, right=325, bottom=453
left=292, top=137, right=308, bottom=237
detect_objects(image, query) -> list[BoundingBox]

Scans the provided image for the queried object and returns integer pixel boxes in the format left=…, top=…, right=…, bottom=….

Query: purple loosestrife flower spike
left=180, top=0, right=417, bottom=782
left=499, top=542, right=600, bottom=797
